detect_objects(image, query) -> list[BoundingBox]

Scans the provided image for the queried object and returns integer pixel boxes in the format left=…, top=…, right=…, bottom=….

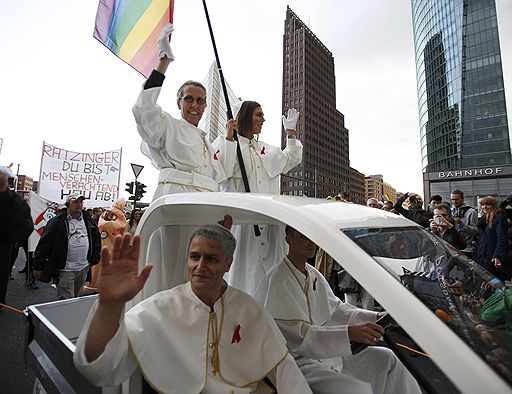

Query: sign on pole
left=131, top=163, right=144, bottom=179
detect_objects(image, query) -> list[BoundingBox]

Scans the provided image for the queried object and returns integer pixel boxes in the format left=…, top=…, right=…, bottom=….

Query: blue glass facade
left=412, top=0, right=510, bottom=173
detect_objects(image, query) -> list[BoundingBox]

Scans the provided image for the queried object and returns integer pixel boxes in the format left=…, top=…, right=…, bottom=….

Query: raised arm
left=133, top=24, right=175, bottom=149
left=84, top=234, right=152, bottom=362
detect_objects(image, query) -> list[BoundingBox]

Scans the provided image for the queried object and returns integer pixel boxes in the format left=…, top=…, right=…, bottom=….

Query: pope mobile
left=26, top=193, right=512, bottom=393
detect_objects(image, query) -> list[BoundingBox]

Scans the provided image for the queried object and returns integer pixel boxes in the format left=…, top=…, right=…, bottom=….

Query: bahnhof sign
left=423, top=165, right=512, bottom=206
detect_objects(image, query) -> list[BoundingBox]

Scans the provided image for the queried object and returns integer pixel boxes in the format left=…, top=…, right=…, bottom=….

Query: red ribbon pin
left=313, top=277, right=318, bottom=291
left=260, top=146, right=266, bottom=155
left=214, top=149, right=220, bottom=160
left=232, top=324, right=241, bottom=344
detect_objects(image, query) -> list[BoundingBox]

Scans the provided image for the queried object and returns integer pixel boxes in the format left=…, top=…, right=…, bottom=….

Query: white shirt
left=213, top=135, right=302, bottom=193
left=63, top=214, right=89, bottom=271
left=74, top=283, right=312, bottom=394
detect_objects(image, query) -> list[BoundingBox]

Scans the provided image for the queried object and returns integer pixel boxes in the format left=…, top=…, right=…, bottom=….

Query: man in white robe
left=212, top=102, right=303, bottom=295
left=74, top=225, right=312, bottom=394
left=254, top=226, right=421, bottom=394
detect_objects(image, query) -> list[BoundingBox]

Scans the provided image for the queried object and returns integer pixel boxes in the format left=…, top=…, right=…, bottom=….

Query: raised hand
left=217, top=214, right=233, bottom=230
left=96, top=234, right=153, bottom=305
left=226, top=118, right=237, bottom=141
left=282, top=108, right=300, bottom=130
left=157, top=23, right=175, bottom=61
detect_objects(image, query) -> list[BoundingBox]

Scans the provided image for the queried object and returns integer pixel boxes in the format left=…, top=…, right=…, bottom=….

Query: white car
left=28, top=193, right=512, bottom=393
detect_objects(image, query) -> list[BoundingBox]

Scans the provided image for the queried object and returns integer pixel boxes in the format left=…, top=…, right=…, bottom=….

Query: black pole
left=202, top=0, right=260, bottom=237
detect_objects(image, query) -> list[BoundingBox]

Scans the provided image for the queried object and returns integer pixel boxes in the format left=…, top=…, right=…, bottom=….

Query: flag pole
left=201, top=0, right=260, bottom=236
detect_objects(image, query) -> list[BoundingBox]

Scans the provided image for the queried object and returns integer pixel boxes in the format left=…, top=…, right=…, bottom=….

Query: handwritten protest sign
left=38, top=142, right=122, bottom=207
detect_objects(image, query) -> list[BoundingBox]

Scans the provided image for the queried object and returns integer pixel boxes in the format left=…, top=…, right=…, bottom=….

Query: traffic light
left=135, top=181, right=147, bottom=200
left=125, top=181, right=134, bottom=194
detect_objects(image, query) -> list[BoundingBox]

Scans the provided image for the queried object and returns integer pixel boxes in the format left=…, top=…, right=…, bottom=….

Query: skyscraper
left=199, top=62, right=240, bottom=143
left=280, top=7, right=365, bottom=204
left=412, top=0, right=511, bottom=204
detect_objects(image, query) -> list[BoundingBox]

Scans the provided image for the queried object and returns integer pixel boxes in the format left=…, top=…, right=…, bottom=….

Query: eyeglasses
left=181, top=96, right=206, bottom=105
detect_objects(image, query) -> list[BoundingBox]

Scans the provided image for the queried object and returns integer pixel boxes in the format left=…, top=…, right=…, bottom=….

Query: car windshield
left=343, top=226, right=512, bottom=385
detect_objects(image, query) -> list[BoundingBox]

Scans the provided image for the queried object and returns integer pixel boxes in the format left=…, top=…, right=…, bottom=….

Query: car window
left=343, top=226, right=512, bottom=386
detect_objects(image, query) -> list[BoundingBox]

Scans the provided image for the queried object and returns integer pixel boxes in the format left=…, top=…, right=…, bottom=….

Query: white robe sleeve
left=330, top=299, right=379, bottom=325
left=73, top=302, right=137, bottom=387
left=132, top=86, right=168, bottom=149
left=259, top=138, right=303, bottom=179
left=281, top=138, right=303, bottom=173
left=211, top=136, right=238, bottom=178
left=270, top=353, right=313, bottom=394
left=275, top=319, right=352, bottom=359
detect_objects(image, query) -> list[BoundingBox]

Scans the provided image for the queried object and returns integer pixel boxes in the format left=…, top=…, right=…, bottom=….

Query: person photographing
left=429, top=203, right=466, bottom=250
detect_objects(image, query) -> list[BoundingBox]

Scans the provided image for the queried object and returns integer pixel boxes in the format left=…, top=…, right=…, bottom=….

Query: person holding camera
left=393, top=192, right=430, bottom=228
left=429, top=203, right=466, bottom=250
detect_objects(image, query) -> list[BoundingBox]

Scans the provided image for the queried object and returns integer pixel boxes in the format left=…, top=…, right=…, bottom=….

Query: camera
left=433, top=216, right=444, bottom=225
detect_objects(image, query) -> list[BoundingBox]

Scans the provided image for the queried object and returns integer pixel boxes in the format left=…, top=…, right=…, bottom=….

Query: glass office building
left=412, top=0, right=511, bottom=205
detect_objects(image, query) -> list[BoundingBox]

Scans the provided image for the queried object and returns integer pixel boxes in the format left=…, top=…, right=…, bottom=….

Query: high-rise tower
left=412, top=0, right=511, bottom=203
left=280, top=7, right=364, bottom=203
left=199, top=62, right=240, bottom=143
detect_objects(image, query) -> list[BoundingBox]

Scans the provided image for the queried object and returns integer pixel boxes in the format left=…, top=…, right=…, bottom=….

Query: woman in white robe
left=213, top=101, right=303, bottom=295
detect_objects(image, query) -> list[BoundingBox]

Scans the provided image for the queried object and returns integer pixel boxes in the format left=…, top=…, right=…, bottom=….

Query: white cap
left=66, top=192, right=86, bottom=204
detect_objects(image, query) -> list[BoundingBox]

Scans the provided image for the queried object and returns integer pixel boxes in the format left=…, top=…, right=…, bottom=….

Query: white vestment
left=254, top=258, right=421, bottom=394
left=133, top=85, right=236, bottom=196
left=212, top=135, right=303, bottom=295
left=132, top=86, right=237, bottom=298
left=74, top=283, right=312, bottom=394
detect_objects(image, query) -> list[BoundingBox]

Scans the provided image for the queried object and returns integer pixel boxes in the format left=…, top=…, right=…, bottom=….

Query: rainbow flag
left=383, top=193, right=391, bottom=202
left=94, top=0, right=174, bottom=77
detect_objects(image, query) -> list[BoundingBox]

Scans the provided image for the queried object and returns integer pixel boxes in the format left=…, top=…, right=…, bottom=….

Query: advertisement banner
left=38, top=142, right=121, bottom=207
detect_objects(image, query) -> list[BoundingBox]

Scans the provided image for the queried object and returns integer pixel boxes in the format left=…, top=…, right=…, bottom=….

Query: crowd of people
left=315, top=189, right=511, bottom=312
left=391, top=189, right=511, bottom=283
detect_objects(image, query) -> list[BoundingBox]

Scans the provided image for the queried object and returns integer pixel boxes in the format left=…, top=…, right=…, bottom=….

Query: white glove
left=282, top=108, right=300, bottom=130
left=157, top=23, right=175, bottom=61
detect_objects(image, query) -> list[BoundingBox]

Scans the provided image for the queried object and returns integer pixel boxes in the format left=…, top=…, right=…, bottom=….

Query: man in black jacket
left=0, top=167, right=34, bottom=309
left=34, top=193, right=100, bottom=299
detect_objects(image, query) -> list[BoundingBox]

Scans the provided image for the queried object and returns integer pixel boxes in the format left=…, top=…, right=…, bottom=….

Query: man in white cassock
left=254, top=226, right=421, bottom=394
left=74, top=225, right=312, bottom=394
left=132, top=23, right=236, bottom=297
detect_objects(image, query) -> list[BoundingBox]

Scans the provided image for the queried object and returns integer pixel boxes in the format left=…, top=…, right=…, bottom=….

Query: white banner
left=28, top=191, right=63, bottom=252
left=38, top=142, right=121, bottom=207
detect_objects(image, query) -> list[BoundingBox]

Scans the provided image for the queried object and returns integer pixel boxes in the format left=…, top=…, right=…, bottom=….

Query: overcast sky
left=1, top=0, right=511, bottom=201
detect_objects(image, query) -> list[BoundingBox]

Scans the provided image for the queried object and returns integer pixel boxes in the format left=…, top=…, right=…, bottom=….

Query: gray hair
left=188, top=225, right=236, bottom=262
left=176, top=80, right=207, bottom=104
